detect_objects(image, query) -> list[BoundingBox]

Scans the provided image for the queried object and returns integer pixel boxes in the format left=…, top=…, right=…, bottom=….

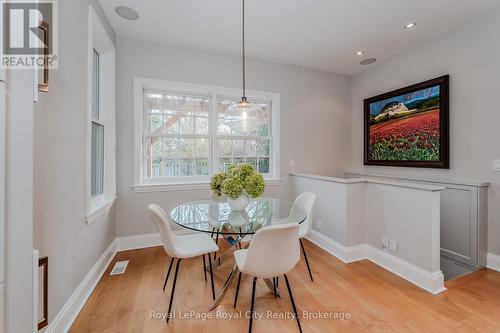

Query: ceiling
left=99, top=0, right=500, bottom=75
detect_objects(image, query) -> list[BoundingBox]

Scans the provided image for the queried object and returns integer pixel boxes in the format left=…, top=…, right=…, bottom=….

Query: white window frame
left=86, top=6, right=116, bottom=223
left=132, top=78, right=280, bottom=193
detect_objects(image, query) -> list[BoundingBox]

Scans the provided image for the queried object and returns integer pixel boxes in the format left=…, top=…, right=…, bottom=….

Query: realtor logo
left=2, top=0, right=58, bottom=68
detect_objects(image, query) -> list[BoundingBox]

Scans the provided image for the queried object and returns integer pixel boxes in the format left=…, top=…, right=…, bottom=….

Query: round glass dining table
left=170, top=197, right=307, bottom=310
left=170, top=197, right=307, bottom=236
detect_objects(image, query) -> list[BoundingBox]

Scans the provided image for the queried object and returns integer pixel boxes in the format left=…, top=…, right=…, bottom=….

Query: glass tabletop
left=170, top=197, right=307, bottom=235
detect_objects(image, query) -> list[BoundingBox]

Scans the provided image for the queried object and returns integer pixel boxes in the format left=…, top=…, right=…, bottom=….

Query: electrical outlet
left=493, top=159, right=500, bottom=171
left=382, top=237, right=389, bottom=249
left=389, top=239, right=398, bottom=252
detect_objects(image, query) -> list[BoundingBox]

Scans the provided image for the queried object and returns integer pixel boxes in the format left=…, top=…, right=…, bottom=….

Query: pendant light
left=224, top=0, right=265, bottom=135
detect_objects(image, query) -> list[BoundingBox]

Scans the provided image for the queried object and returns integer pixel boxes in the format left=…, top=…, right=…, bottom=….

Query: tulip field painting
left=364, top=76, right=449, bottom=168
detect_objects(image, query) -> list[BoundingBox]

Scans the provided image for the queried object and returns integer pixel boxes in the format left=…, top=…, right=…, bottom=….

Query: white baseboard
left=116, top=232, right=161, bottom=251
left=487, top=252, right=500, bottom=272
left=45, top=240, right=117, bottom=333
left=307, top=230, right=446, bottom=295
left=307, top=230, right=366, bottom=263
left=115, top=230, right=211, bottom=252
left=365, top=245, right=446, bottom=295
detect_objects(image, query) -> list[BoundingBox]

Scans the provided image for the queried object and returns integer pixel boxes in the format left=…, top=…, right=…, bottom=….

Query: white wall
left=348, top=9, right=500, bottom=255
left=115, top=37, right=350, bottom=237
left=290, top=175, right=365, bottom=246
left=290, top=174, right=444, bottom=294
left=33, top=0, right=116, bottom=325
left=364, top=182, right=441, bottom=272
left=5, top=68, right=35, bottom=333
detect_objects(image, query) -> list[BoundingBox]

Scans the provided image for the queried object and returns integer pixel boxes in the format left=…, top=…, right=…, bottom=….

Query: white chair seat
left=174, top=233, right=219, bottom=258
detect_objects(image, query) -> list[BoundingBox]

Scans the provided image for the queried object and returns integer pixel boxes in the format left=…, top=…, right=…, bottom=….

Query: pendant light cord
left=242, top=0, right=246, bottom=100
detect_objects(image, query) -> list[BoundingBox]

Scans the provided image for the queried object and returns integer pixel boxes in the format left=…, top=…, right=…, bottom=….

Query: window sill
left=86, top=197, right=116, bottom=224
left=131, top=179, right=282, bottom=194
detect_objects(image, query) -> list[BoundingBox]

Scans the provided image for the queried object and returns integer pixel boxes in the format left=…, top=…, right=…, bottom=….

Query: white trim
left=116, top=231, right=218, bottom=251
left=135, top=77, right=279, bottom=101
left=116, top=233, right=162, bottom=251
left=131, top=179, right=281, bottom=193
left=307, top=230, right=366, bottom=263
left=487, top=252, right=500, bottom=272
left=365, top=245, right=446, bottom=295
left=133, top=77, right=281, bottom=186
left=44, top=240, right=117, bottom=333
left=307, top=230, right=446, bottom=295
left=291, top=173, right=444, bottom=192
left=85, top=197, right=116, bottom=224
left=0, top=82, right=5, bottom=285
left=86, top=6, right=116, bottom=223
left=345, top=171, right=490, bottom=188
left=290, top=172, right=366, bottom=184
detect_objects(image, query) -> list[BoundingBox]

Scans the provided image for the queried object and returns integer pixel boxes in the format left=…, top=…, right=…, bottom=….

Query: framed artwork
left=364, top=75, right=449, bottom=168
left=38, top=256, right=48, bottom=330
left=37, top=20, right=49, bottom=92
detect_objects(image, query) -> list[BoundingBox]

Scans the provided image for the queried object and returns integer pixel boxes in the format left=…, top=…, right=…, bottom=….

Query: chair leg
left=233, top=271, right=242, bottom=307
left=211, top=229, right=220, bottom=264
left=166, top=258, right=182, bottom=323
left=202, top=254, right=207, bottom=282
left=300, top=239, right=314, bottom=282
left=249, top=277, right=257, bottom=333
left=284, top=274, right=302, bottom=333
left=163, top=257, right=174, bottom=291
left=214, top=236, right=220, bottom=264
left=208, top=253, right=216, bottom=301
left=273, top=277, right=277, bottom=298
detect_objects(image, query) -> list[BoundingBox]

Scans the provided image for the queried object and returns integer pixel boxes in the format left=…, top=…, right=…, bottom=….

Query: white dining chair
left=293, top=192, right=317, bottom=282
left=232, top=223, right=302, bottom=333
left=148, top=204, right=219, bottom=322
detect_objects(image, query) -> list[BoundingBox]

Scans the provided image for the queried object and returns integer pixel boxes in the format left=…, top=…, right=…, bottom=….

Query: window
left=144, top=91, right=210, bottom=178
left=134, top=79, right=280, bottom=190
left=91, top=48, right=104, bottom=197
left=86, top=6, right=116, bottom=223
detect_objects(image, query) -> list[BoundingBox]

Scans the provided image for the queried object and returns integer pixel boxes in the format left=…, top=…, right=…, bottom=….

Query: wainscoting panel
left=346, top=172, right=489, bottom=270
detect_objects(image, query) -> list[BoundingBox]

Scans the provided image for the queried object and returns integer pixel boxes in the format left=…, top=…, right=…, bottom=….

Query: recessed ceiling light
left=360, top=58, right=377, bottom=65
left=404, top=22, right=416, bottom=29
left=356, top=51, right=365, bottom=56
left=115, top=6, right=139, bottom=20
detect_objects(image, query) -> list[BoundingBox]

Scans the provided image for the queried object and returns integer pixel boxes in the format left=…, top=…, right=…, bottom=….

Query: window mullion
left=142, top=88, right=149, bottom=181
left=210, top=93, right=218, bottom=175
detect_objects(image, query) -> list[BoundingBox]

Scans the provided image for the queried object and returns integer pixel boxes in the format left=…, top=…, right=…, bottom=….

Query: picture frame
left=364, top=75, right=449, bottom=168
left=38, top=256, right=48, bottom=330
left=37, top=20, right=49, bottom=93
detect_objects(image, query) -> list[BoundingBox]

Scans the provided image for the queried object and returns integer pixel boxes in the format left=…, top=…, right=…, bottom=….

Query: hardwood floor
left=70, top=240, right=500, bottom=333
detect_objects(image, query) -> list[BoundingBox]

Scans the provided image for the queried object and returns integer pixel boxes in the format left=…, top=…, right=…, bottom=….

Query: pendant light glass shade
left=225, top=97, right=265, bottom=134
left=224, top=0, right=265, bottom=135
